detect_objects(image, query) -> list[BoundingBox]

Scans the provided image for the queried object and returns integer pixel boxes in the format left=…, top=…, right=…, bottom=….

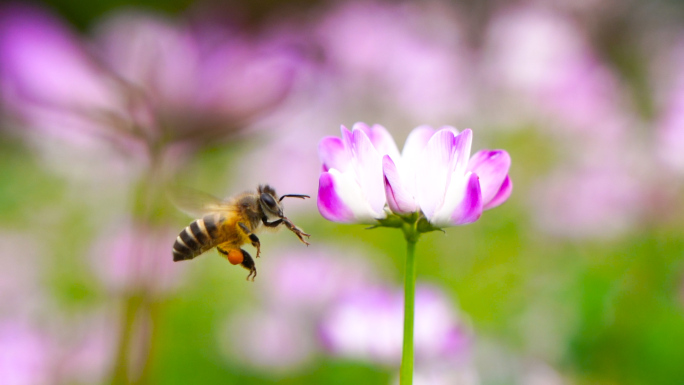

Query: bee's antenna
left=279, top=194, right=310, bottom=202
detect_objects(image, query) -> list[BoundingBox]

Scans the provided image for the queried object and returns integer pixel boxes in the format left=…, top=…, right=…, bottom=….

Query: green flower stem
left=400, top=221, right=420, bottom=385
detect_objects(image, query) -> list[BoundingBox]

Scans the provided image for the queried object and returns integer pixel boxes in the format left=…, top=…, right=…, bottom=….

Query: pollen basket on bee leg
left=226, top=249, right=244, bottom=265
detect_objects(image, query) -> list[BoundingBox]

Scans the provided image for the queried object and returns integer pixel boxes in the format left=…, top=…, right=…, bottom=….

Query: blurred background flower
left=2, top=0, right=684, bottom=384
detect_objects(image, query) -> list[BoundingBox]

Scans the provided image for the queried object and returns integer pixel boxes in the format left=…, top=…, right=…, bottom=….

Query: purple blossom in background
left=221, top=247, right=475, bottom=376
left=318, top=123, right=511, bottom=226
left=315, top=1, right=473, bottom=125
left=50, top=311, right=117, bottom=385
left=0, top=320, right=52, bottom=385
left=656, top=43, right=684, bottom=174
left=0, top=313, right=116, bottom=385
left=319, top=285, right=470, bottom=366
left=90, top=219, right=184, bottom=295
left=0, top=3, right=304, bottom=155
left=221, top=309, right=316, bottom=373
left=481, top=6, right=632, bottom=139
left=221, top=248, right=381, bottom=372
left=0, top=4, right=141, bottom=149
left=259, top=248, right=380, bottom=312
left=532, top=165, right=644, bottom=239
left=94, top=11, right=303, bottom=143
left=398, top=365, right=480, bottom=385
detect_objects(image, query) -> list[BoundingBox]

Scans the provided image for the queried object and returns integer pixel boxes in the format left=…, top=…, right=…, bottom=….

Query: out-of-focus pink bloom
left=0, top=320, right=52, bottom=385
left=0, top=4, right=304, bottom=156
left=481, top=6, right=631, bottom=139
left=315, top=1, right=473, bottom=124
left=0, top=312, right=117, bottom=385
left=94, top=11, right=303, bottom=142
left=0, top=233, right=45, bottom=316
left=657, top=91, right=684, bottom=173
left=221, top=309, right=315, bottom=373
left=220, top=247, right=381, bottom=372
left=522, top=362, right=567, bottom=385
left=319, top=285, right=470, bottom=366
left=258, top=248, right=380, bottom=312
left=394, top=365, right=480, bottom=385
left=0, top=4, right=142, bottom=148
left=50, top=310, right=117, bottom=385
left=656, top=42, right=684, bottom=174
left=532, top=165, right=644, bottom=239
left=317, top=123, right=512, bottom=226
left=90, top=219, right=183, bottom=295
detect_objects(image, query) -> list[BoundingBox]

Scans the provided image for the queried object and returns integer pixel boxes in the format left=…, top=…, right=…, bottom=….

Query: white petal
left=319, top=169, right=383, bottom=223
left=416, top=129, right=457, bottom=219
left=452, top=129, right=473, bottom=177
left=351, top=126, right=386, bottom=215
left=430, top=172, right=483, bottom=226
left=383, top=155, right=418, bottom=214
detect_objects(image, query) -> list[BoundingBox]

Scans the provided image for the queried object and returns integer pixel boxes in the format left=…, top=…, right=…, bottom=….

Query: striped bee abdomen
left=173, top=213, right=223, bottom=262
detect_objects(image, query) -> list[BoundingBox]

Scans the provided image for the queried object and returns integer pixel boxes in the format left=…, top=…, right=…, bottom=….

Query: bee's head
left=257, top=184, right=310, bottom=218
left=258, top=184, right=282, bottom=217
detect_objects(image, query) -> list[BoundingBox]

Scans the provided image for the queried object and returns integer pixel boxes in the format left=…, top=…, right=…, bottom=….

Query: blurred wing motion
left=168, top=187, right=231, bottom=217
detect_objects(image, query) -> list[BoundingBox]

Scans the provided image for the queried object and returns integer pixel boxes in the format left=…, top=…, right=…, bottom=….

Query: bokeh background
left=2, top=0, right=684, bottom=384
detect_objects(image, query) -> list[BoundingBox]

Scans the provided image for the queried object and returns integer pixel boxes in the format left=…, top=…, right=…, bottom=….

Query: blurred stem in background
left=110, top=145, right=167, bottom=385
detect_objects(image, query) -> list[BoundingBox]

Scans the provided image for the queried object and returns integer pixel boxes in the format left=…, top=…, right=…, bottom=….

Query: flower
left=317, top=123, right=512, bottom=227
left=221, top=309, right=316, bottom=373
left=219, top=247, right=381, bottom=373
left=480, top=6, right=632, bottom=140
left=0, top=4, right=141, bottom=147
left=94, top=11, right=304, bottom=144
left=318, top=285, right=470, bottom=366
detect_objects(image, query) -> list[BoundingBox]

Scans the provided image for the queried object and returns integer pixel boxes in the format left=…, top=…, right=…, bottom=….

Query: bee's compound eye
left=260, top=193, right=277, bottom=209
left=226, top=249, right=244, bottom=265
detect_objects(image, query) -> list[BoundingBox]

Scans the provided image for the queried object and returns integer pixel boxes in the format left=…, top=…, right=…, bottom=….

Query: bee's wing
left=168, top=187, right=231, bottom=217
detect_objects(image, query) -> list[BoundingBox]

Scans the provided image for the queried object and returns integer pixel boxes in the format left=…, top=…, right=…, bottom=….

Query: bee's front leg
left=283, top=217, right=311, bottom=246
left=262, top=216, right=310, bottom=245
left=238, top=222, right=261, bottom=258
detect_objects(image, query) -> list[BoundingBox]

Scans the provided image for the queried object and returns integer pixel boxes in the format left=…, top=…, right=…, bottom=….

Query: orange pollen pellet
left=226, top=249, right=244, bottom=265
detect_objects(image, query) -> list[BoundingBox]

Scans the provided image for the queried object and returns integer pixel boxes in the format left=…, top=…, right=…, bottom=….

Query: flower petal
left=363, top=123, right=401, bottom=160
left=399, top=125, right=436, bottom=198
left=318, top=136, right=350, bottom=172
left=401, top=125, right=436, bottom=165
left=383, top=155, right=417, bottom=214
left=467, top=149, right=511, bottom=206
left=318, top=172, right=353, bottom=222
left=350, top=127, right=386, bottom=215
left=483, top=175, right=512, bottom=210
left=318, top=170, right=380, bottom=223
left=416, top=129, right=457, bottom=219
left=430, top=172, right=483, bottom=226
left=452, top=129, right=473, bottom=176
left=340, top=124, right=354, bottom=151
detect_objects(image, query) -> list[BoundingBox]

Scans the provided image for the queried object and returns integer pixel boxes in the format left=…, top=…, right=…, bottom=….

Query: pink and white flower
left=317, top=123, right=512, bottom=227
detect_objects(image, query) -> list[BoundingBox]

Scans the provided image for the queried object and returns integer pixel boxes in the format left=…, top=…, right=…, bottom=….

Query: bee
left=172, top=184, right=310, bottom=281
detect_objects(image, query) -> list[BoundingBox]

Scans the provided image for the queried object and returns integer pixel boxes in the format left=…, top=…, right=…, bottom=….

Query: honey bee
left=172, top=185, right=310, bottom=281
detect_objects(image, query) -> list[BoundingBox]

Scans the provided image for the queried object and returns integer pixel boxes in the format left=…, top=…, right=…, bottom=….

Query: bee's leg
left=262, top=216, right=310, bottom=245
left=238, top=222, right=261, bottom=258
left=283, top=218, right=311, bottom=245
left=240, top=248, right=257, bottom=282
left=262, top=217, right=283, bottom=228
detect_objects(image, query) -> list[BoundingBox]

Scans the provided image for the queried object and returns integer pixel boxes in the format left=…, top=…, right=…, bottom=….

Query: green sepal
left=416, top=217, right=444, bottom=234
